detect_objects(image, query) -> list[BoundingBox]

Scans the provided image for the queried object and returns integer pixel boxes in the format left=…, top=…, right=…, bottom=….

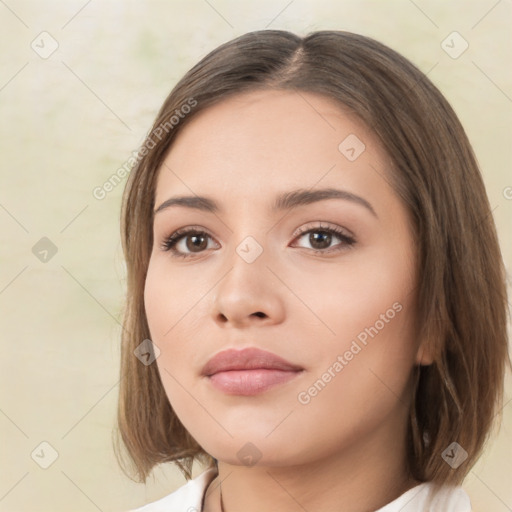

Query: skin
left=144, top=89, right=434, bottom=512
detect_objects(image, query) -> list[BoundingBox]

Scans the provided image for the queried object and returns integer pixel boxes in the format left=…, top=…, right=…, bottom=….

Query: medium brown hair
left=114, top=30, right=510, bottom=490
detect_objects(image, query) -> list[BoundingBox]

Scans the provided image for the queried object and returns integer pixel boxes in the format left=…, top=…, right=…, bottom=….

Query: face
left=144, top=89, right=431, bottom=468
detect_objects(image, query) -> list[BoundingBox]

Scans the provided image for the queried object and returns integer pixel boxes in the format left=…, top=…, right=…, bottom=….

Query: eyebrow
left=153, top=187, right=377, bottom=218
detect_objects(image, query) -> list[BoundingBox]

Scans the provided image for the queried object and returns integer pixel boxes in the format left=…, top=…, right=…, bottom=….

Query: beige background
left=0, top=1, right=511, bottom=511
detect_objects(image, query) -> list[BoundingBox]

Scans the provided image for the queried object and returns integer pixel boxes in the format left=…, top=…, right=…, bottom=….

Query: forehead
left=154, top=89, right=389, bottom=207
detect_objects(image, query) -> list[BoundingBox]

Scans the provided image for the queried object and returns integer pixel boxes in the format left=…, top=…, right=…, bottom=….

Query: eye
left=160, top=222, right=356, bottom=259
left=291, top=223, right=356, bottom=254
left=160, top=226, right=218, bottom=259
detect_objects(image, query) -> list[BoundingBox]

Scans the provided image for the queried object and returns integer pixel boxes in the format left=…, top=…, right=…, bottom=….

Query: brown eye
left=292, top=224, right=356, bottom=254
left=161, top=228, right=217, bottom=258
left=307, top=231, right=333, bottom=250
left=183, top=233, right=208, bottom=252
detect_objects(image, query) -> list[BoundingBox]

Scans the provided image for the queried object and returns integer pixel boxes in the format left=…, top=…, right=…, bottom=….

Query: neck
left=203, top=411, right=419, bottom=512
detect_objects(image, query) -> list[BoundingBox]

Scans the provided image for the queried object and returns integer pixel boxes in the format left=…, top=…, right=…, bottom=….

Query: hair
left=114, top=29, right=510, bottom=495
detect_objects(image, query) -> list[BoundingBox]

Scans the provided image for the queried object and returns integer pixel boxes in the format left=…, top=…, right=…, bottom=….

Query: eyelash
left=160, top=223, right=356, bottom=259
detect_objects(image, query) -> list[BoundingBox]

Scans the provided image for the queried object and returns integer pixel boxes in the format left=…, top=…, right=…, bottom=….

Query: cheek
left=144, top=259, right=201, bottom=340
left=144, top=265, right=197, bottom=421
left=290, top=245, right=415, bottom=348
left=292, top=246, right=418, bottom=405
left=144, top=259, right=208, bottom=383
left=144, top=262, right=186, bottom=372
left=292, top=297, right=417, bottom=456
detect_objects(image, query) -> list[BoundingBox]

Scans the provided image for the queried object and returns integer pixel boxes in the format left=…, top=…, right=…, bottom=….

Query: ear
left=415, top=338, right=436, bottom=366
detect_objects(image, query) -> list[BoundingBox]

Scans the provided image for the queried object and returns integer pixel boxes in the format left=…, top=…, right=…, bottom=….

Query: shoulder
left=376, top=481, right=472, bottom=511
left=128, top=467, right=218, bottom=512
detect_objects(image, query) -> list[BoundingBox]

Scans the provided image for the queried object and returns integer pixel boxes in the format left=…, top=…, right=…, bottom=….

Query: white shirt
left=129, top=467, right=472, bottom=511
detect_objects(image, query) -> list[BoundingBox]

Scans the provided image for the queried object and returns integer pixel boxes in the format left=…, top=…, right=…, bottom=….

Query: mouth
left=201, top=347, right=304, bottom=396
left=207, top=368, right=303, bottom=395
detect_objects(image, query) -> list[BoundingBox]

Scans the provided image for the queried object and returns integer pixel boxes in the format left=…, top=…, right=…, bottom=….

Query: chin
left=196, top=434, right=314, bottom=469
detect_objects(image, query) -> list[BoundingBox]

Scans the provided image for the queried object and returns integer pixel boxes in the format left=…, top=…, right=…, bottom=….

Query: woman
left=115, top=30, right=510, bottom=511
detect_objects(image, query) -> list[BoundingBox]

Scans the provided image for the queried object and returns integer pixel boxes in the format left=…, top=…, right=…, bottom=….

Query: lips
left=201, top=347, right=304, bottom=396
left=201, top=347, right=303, bottom=376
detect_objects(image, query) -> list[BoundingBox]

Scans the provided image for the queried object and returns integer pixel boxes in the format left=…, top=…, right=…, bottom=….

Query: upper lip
left=201, top=347, right=303, bottom=376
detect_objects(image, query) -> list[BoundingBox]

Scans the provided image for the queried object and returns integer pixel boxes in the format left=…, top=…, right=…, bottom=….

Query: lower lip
left=207, top=369, right=303, bottom=395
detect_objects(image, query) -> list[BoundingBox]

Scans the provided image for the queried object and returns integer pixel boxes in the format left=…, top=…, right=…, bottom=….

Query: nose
left=211, top=242, right=285, bottom=329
